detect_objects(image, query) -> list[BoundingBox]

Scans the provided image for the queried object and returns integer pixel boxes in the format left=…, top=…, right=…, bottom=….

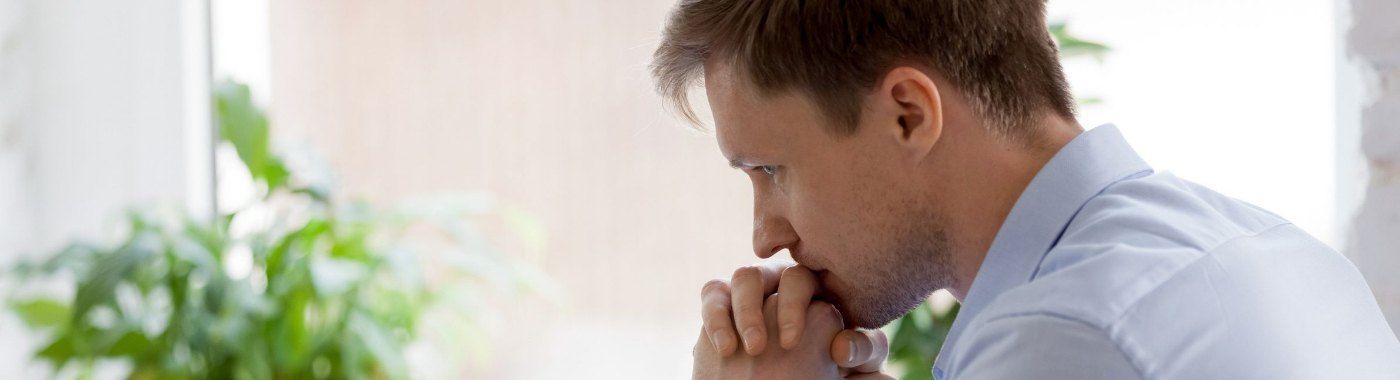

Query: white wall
left=0, top=0, right=32, bottom=268
left=1050, top=0, right=1338, bottom=245
left=0, top=0, right=210, bottom=376
left=1344, top=0, right=1400, bottom=335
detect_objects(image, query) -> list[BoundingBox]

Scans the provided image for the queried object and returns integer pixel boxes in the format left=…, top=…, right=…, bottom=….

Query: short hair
left=651, top=0, right=1075, bottom=138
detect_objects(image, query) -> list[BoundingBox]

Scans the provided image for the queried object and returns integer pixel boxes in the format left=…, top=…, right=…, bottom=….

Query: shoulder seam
left=1109, top=221, right=1293, bottom=322
left=978, top=312, right=1147, bottom=379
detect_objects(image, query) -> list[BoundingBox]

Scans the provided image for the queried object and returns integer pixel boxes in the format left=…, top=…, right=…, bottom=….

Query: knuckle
left=806, top=302, right=842, bottom=326
left=734, top=301, right=763, bottom=317
left=764, top=293, right=781, bottom=306
left=763, top=294, right=781, bottom=314
left=779, top=264, right=814, bottom=281
left=701, top=279, right=728, bottom=297
left=775, top=293, right=805, bottom=317
left=776, top=289, right=810, bottom=309
left=702, top=301, right=730, bottom=318
left=731, top=266, right=761, bottom=283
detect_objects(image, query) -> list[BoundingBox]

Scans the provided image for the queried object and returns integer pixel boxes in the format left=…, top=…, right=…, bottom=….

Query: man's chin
left=824, top=287, right=931, bottom=329
left=843, top=305, right=907, bottom=329
left=823, top=292, right=893, bottom=329
left=836, top=304, right=878, bottom=329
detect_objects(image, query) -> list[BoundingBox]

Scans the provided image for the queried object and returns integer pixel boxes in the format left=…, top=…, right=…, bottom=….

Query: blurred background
left=1, top=0, right=1397, bottom=379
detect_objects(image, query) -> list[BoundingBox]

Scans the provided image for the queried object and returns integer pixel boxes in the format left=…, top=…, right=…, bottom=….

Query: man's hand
left=700, top=261, right=889, bottom=371
left=694, top=294, right=893, bottom=380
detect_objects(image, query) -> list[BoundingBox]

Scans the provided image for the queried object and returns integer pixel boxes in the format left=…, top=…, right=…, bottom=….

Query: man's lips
left=788, top=246, right=823, bottom=272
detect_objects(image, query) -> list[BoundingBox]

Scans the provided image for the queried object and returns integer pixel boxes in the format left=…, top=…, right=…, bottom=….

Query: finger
left=830, top=329, right=889, bottom=372
left=730, top=262, right=787, bottom=355
left=776, top=265, right=819, bottom=349
left=803, top=300, right=846, bottom=333
left=700, top=279, right=739, bottom=357
left=692, top=327, right=721, bottom=379
left=855, top=329, right=889, bottom=373
left=801, top=301, right=847, bottom=363
left=763, top=293, right=782, bottom=331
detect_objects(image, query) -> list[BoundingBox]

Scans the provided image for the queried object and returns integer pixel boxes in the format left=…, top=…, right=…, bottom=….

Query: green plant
left=6, top=80, right=546, bottom=379
left=884, top=299, right=958, bottom=380
left=1049, top=21, right=1111, bottom=60
left=882, top=21, right=1109, bottom=380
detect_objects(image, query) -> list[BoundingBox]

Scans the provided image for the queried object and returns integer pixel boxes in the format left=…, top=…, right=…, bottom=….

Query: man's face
left=705, top=63, right=955, bottom=328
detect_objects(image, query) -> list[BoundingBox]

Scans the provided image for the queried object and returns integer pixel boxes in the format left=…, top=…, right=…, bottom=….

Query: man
left=651, top=0, right=1400, bottom=379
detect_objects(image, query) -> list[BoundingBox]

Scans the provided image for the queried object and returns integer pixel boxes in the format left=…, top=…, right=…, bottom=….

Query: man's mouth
left=788, top=246, right=823, bottom=271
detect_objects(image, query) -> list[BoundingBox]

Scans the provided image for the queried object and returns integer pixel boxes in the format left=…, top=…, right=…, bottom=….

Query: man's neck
left=939, top=117, right=1083, bottom=300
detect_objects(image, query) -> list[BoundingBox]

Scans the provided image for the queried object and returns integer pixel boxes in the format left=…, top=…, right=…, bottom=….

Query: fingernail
left=780, top=323, right=798, bottom=347
left=718, top=332, right=737, bottom=354
left=845, top=339, right=857, bottom=365
left=742, top=327, right=762, bottom=353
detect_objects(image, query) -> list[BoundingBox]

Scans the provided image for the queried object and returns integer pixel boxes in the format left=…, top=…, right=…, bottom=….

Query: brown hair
left=651, top=0, right=1075, bottom=138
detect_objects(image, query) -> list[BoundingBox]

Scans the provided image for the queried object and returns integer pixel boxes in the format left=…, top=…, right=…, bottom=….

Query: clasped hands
left=692, top=261, right=892, bottom=380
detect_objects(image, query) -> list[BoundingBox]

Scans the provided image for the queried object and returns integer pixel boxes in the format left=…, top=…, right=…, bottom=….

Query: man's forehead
left=704, top=60, right=762, bottom=160
left=703, top=59, right=756, bottom=107
left=702, top=59, right=827, bottom=163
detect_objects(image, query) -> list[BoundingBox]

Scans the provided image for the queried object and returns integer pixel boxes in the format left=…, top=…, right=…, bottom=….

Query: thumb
left=829, top=328, right=889, bottom=373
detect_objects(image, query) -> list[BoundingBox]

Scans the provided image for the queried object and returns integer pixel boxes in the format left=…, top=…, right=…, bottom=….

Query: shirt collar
left=932, top=124, right=1152, bottom=377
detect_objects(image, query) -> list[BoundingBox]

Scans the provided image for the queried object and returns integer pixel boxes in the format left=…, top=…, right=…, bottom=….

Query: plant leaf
left=72, top=234, right=157, bottom=323
left=106, top=330, right=152, bottom=357
left=215, top=80, right=289, bottom=194
left=1049, top=21, right=1110, bottom=59
left=10, top=298, right=70, bottom=329
left=35, top=333, right=76, bottom=369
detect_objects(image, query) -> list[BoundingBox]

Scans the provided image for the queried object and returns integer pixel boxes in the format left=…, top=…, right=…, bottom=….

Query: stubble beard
left=833, top=210, right=956, bottom=329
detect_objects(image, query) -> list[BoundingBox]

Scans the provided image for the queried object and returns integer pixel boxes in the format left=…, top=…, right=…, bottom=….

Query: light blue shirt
left=932, top=125, right=1400, bottom=379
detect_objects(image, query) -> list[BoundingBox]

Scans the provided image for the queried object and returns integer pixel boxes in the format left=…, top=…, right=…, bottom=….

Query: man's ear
left=875, top=67, right=943, bottom=161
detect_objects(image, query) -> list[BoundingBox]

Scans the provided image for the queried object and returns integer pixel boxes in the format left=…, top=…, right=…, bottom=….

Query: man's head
left=652, top=0, right=1076, bottom=328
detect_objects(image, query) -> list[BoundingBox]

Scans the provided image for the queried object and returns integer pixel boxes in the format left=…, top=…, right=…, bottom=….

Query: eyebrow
left=727, top=157, right=753, bottom=169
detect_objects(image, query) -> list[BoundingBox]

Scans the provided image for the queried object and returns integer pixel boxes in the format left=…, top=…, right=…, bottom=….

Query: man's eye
left=757, top=165, right=778, bottom=175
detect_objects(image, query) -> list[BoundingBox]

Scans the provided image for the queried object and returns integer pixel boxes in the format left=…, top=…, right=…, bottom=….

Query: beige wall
left=269, top=1, right=755, bottom=377
left=266, top=1, right=1395, bottom=377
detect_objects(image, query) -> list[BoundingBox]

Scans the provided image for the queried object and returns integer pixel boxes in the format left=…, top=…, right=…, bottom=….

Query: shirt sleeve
left=954, top=314, right=1142, bottom=380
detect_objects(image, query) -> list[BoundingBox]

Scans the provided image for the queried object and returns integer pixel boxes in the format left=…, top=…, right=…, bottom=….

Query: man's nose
left=753, top=215, right=798, bottom=259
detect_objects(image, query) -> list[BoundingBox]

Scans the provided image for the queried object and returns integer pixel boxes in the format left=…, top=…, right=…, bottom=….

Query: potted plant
left=5, top=81, right=549, bottom=379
